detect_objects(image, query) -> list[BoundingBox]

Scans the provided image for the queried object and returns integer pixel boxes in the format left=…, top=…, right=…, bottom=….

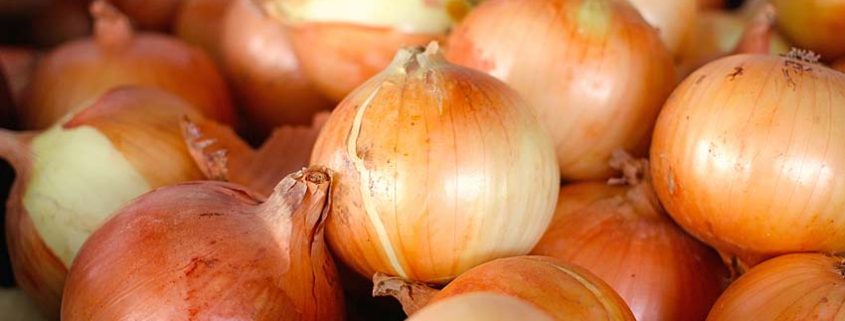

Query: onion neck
left=732, top=3, right=775, bottom=55
left=372, top=272, right=440, bottom=316
left=608, top=150, right=667, bottom=221
left=256, top=167, right=332, bottom=247
left=91, top=0, right=133, bottom=53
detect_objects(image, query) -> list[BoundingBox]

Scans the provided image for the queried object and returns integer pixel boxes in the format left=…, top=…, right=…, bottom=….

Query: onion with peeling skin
left=174, top=0, right=231, bottom=62
left=407, top=293, right=555, bottom=321
left=61, top=168, right=345, bottom=321
left=771, top=0, right=845, bottom=62
left=532, top=152, right=728, bottom=321
left=447, top=0, right=676, bottom=181
left=311, top=43, right=559, bottom=283
left=22, top=0, right=236, bottom=130
left=707, top=253, right=845, bottom=321
left=626, top=0, right=697, bottom=54
left=0, top=87, right=210, bottom=318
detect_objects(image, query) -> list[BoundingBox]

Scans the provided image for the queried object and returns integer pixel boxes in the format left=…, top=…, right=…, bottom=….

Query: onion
left=532, top=151, right=728, bottom=321
left=260, top=0, right=472, bottom=101
left=447, top=0, right=676, bottom=180
left=310, top=43, right=559, bottom=283
left=650, top=51, right=845, bottom=270
left=0, top=86, right=209, bottom=317
left=22, top=0, right=235, bottom=130
left=173, top=0, right=231, bottom=62
left=407, top=293, right=555, bottom=321
left=627, top=0, right=697, bottom=54
left=0, top=47, right=38, bottom=111
left=220, top=0, right=331, bottom=140
left=771, top=0, right=845, bottom=62
left=61, top=168, right=345, bottom=320
left=707, top=253, right=845, bottom=320
left=106, top=0, right=183, bottom=30
left=0, top=288, right=45, bottom=321
left=374, top=256, right=635, bottom=320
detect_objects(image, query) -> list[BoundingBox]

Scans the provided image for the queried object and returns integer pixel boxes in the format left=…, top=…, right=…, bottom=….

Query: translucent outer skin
left=771, top=0, right=845, bottom=62
left=311, top=49, right=559, bottom=283
left=431, top=256, right=636, bottom=320
left=650, top=54, right=845, bottom=267
left=447, top=0, right=676, bottom=180
left=707, top=253, right=845, bottom=321
left=408, top=292, right=555, bottom=321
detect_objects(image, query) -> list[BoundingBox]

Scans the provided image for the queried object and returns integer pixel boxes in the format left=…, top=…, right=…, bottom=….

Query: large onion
left=61, top=168, right=345, bottom=321
left=407, top=293, right=555, bottom=321
left=532, top=152, right=728, bottom=321
left=447, top=0, right=676, bottom=180
left=22, top=0, right=235, bottom=129
left=311, top=44, right=559, bottom=283
left=650, top=51, right=845, bottom=269
left=0, top=87, right=209, bottom=317
left=771, top=0, right=845, bottom=62
left=627, top=0, right=697, bottom=54
left=707, top=253, right=845, bottom=320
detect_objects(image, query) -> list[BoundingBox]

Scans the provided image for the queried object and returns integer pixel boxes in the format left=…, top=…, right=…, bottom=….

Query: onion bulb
left=0, top=86, right=210, bottom=317
left=771, top=0, right=845, bottom=62
left=221, top=0, right=331, bottom=139
left=707, top=253, right=845, bottom=321
left=626, top=0, right=697, bottom=54
left=61, top=168, right=345, bottom=320
left=107, top=0, right=183, bottom=30
left=447, top=0, right=676, bottom=180
left=407, top=293, right=555, bottom=321
left=173, top=0, right=231, bottom=62
left=532, top=151, right=728, bottom=321
left=22, top=0, right=235, bottom=130
left=650, top=51, right=845, bottom=270
left=374, top=256, right=635, bottom=320
left=311, top=43, right=559, bottom=283
left=260, top=0, right=474, bottom=101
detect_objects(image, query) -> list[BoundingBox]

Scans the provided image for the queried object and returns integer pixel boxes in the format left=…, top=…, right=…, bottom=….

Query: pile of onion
left=532, top=151, right=728, bottom=321
left=22, top=0, right=235, bottom=129
left=771, top=0, right=845, bottom=62
left=61, top=168, right=345, bottom=321
left=707, top=253, right=845, bottom=320
left=626, top=0, right=697, bottom=54
left=259, top=0, right=473, bottom=101
left=310, top=43, right=559, bottom=283
left=0, top=86, right=211, bottom=318
left=447, top=0, right=676, bottom=180
left=374, top=256, right=635, bottom=320
left=650, top=50, right=845, bottom=270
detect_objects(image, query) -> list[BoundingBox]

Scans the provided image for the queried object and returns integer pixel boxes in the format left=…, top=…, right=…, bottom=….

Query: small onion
left=771, top=0, right=845, bottom=62
left=532, top=152, right=728, bottom=321
left=0, top=87, right=209, bottom=317
left=650, top=51, right=845, bottom=269
left=311, top=44, right=559, bottom=283
left=173, top=0, right=231, bottom=62
left=707, top=253, right=845, bottom=321
left=447, top=0, right=676, bottom=180
left=62, top=168, right=345, bottom=320
left=407, top=293, right=555, bottom=321
left=107, top=0, right=183, bottom=30
left=220, top=0, right=331, bottom=139
left=627, top=0, right=697, bottom=54
left=260, top=0, right=472, bottom=101
left=22, top=0, right=235, bottom=129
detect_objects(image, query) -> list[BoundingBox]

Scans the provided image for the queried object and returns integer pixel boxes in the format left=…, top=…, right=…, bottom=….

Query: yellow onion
left=259, top=0, right=473, bottom=101
left=22, top=0, right=235, bottom=130
left=0, top=86, right=210, bottom=317
left=627, top=0, right=697, bottom=54
left=532, top=152, right=728, bottom=321
left=707, top=253, right=845, bottom=321
left=220, top=0, right=331, bottom=139
left=62, top=168, right=345, bottom=321
left=173, top=0, right=231, bottom=62
left=447, top=0, right=676, bottom=180
left=771, top=0, right=845, bottom=62
left=106, top=0, right=183, bottom=30
left=650, top=51, right=845, bottom=270
left=374, top=256, right=635, bottom=320
left=310, top=44, right=559, bottom=283
left=0, top=288, right=44, bottom=321
left=407, top=293, right=555, bottom=321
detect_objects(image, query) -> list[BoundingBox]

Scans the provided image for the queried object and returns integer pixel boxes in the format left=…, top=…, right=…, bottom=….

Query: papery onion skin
left=627, top=0, right=697, bottom=54
left=107, top=0, right=183, bottom=30
left=707, top=253, right=845, bottom=321
left=174, top=0, right=231, bottom=62
left=771, top=0, right=845, bottom=62
left=22, top=1, right=235, bottom=129
left=310, top=45, right=559, bottom=283
left=650, top=53, right=845, bottom=268
left=221, top=0, right=331, bottom=139
left=61, top=169, right=345, bottom=321
left=447, top=0, right=676, bottom=180
left=408, top=292, right=555, bottom=321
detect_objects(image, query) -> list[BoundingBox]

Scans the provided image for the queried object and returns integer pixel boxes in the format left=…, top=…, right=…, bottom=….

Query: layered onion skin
left=447, top=0, right=676, bottom=180
left=651, top=54, right=845, bottom=268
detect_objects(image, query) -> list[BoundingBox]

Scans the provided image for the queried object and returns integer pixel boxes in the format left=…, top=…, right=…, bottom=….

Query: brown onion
left=627, top=0, right=697, bottom=54
left=221, top=0, right=331, bottom=139
left=447, top=0, right=676, bottom=180
left=0, top=86, right=209, bottom=317
left=62, top=168, right=345, bottom=320
left=532, top=152, right=728, bottom=321
left=375, top=256, right=635, bottom=320
left=22, top=0, right=235, bottom=130
left=707, top=253, right=845, bottom=321
left=771, top=0, right=845, bottom=62
left=107, top=0, right=183, bottom=30
left=311, top=43, right=559, bottom=283
left=173, top=0, right=231, bottom=62
left=650, top=51, right=845, bottom=269
left=407, top=293, right=555, bottom=321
